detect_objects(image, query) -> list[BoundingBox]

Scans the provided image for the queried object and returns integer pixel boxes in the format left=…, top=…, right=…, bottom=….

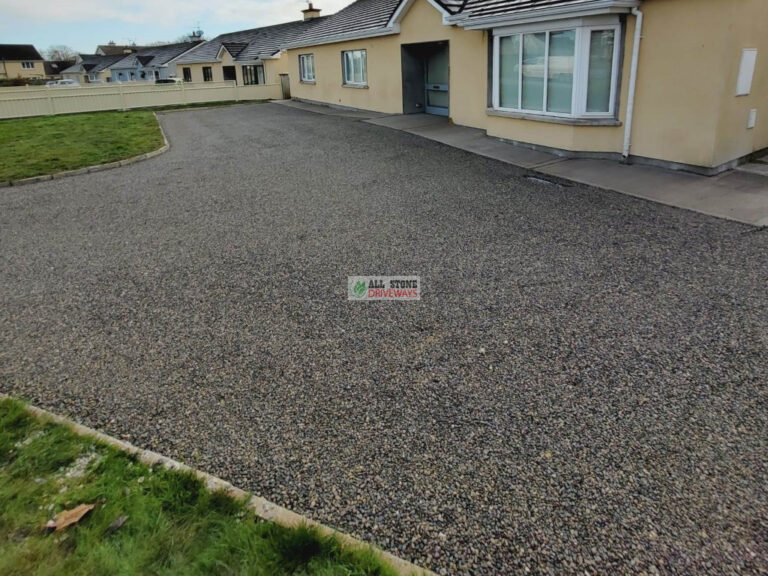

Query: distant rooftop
left=96, top=44, right=145, bottom=56
left=0, top=44, right=44, bottom=61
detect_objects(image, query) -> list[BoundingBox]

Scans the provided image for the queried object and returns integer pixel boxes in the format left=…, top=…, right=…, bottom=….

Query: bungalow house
left=95, top=43, right=144, bottom=56
left=43, top=60, right=76, bottom=80
left=0, top=44, right=45, bottom=80
left=174, top=6, right=326, bottom=85
left=109, top=41, right=203, bottom=83
left=283, top=0, right=767, bottom=174
left=61, top=54, right=128, bottom=83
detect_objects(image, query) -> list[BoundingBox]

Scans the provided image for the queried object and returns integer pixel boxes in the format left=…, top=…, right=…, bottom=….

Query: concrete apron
left=0, top=394, right=435, bottom=576
left=275, top=101, right=768, bottom=227
left=343, top=108, right=768, bottom=228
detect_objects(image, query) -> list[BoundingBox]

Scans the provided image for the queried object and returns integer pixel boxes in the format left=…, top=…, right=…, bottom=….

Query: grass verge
left=0, top=398, right=395, bottom=576
left=0, top=111, right=164, bottom=182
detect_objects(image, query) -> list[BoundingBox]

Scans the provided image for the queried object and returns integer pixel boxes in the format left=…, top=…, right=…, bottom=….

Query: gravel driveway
left=1, top=103, right=766, bottom=575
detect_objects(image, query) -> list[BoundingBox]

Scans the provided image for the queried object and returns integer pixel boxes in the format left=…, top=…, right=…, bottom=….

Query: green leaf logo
left=351, top=280, right=367, bottom=299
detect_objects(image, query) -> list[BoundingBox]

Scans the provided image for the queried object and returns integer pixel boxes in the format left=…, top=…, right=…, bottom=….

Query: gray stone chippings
left=1, top=104, right=767, bottom=576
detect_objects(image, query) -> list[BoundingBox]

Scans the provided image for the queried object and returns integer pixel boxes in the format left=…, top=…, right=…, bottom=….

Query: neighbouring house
left=60, top=54, right=128, bottom=83
left=109, top=41, right=204, bottom=83
left=43, top=60, right=77, bottom=80
left=174, top=6, right=326, bottom=85
left=96, top=42, right=144, bottom=56
left=0, top=44, right=45, bottom=80
left=281, top=0, right=767, bottom=175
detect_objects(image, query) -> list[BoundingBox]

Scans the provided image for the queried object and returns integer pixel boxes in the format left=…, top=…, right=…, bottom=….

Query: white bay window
left=493, top=20, right=621, bottom=119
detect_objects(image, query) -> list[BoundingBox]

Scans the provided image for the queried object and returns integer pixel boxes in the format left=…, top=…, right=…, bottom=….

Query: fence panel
left=0, top=82, right=281, bottom=119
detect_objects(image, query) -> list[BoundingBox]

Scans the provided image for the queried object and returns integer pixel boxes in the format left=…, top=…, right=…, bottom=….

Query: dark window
left=223, top=66, right=237, bottom=83
left=203, top=66, right=213, bottom=82
left=242, top=64, right=265, bottom=86
left=182, top=67, right=192, bottom=82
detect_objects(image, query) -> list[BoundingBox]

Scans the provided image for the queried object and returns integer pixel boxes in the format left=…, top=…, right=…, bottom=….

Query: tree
left=45, top=45, right=78, bottom=61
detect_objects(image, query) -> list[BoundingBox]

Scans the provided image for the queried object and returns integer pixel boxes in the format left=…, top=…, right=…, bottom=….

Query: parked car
left=156, top=78, right=183, bottom=85
left=48, top=79, right=80, bottom=87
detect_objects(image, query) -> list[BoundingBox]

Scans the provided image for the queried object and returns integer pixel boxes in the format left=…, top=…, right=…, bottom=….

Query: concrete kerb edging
left=1, top=112, right=170, bottom=188
left=0, top=394, right=435, bottom=576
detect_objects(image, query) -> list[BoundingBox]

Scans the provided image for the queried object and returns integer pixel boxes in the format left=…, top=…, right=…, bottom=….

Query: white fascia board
left=282, top=25, right=400, bottom=50
left=175, top=59, right=220, bottom=64
left=389, top=0, right=452, bottom=27
left=449, top=0, right=640, bottom=29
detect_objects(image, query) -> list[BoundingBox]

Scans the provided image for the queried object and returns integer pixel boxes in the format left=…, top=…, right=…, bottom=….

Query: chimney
left=302, top=2, right=321, bottom=20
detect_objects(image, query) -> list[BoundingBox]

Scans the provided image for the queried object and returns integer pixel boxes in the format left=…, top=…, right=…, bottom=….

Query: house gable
left=388, top=0, right=458, bottom=26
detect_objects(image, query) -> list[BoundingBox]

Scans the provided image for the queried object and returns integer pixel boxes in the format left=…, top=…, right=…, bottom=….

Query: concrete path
left=356, top=109, right=768, bottom=226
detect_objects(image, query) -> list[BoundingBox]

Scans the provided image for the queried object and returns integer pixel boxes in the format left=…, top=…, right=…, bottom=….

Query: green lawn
left=0, top=398, right=395, bottom=576
left=0, top=111, right=165, bottom=182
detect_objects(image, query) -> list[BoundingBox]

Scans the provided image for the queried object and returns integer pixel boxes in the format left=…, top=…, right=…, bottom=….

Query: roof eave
left=448, top=0, right=641, bottom=29
left=283, top=24, right=401, bottom=50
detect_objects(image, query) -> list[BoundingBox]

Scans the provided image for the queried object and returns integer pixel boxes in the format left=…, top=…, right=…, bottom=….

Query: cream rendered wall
left=287, top=0, right=487, bottom=115
left=2, top=60, right=44, bottom=80
left=285, top=0, right=768, bottom=169
left=182, top=63, right=224, bottom=83
left=628, top=0, right=723, bottom=167
left=710, top=0, right=768, bottom=165
left=489, top=0, right=768, bottom=167
left=180, top=51, right=284, bottom=85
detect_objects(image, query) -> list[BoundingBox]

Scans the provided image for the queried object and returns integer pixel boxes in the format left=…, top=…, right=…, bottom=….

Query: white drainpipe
left=623, top=6, right=644, bottom=160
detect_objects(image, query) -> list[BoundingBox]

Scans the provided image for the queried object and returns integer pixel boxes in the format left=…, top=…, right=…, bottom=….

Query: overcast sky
left=0, top=0, right=354, bottom=55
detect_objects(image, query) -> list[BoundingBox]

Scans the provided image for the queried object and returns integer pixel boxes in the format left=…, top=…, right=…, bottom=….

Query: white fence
left=0, top=82, right=284, bottom=119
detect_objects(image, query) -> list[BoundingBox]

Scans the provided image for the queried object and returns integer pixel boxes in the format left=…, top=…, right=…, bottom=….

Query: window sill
left=342, top=83, right=369, bottom=89
left=486, top=108, right=621, bottom=127
left=300, top=80, right=316, bottom=85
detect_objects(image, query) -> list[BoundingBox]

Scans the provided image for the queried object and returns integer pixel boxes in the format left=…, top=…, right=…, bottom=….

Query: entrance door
left=425, top=45, right=449, bottom=116
left=223, top=66, right=237, bottom=84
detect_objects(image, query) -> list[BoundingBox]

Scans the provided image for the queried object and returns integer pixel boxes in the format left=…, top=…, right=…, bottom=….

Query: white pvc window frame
left=299, top=54, right=315, bottom=82
left=21, top=61, right=36, bottom=69
left=492, top=21, right=621, bottom=119
left=342, top=49, right=367, bottom=86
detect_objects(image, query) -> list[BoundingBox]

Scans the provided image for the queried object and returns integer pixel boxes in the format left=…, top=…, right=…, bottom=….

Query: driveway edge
left=1, top=112, right=170, bottom=188
left=0, top=393, right=434, bottom=576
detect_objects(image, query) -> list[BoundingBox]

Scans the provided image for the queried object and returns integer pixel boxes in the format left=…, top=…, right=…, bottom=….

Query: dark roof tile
left=0, top=44, right=43, bottom=61
left=289, top=0, right=401, bottom=47
left=459, top=0, right=596, bottom=19
left=177, top=17, right=328, bottom=64
left=111, top=41, right=203, bottom=69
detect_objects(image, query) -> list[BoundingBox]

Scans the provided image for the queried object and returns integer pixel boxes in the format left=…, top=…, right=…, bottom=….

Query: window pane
left=344, top=52, right=353, bottom=82
left=587, top=30, right=615, bottom=112
left=499, top=35, right=520, bottom=109
left=522, top=33, right=546, bottom=111
left=547, top=29, right=575, bottom=113
left=360, top=52, right=367, bottom=83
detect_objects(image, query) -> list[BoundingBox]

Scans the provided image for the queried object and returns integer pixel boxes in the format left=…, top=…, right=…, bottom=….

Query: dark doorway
left=401, top=41, right=449, bottom=116
left=223, top=66, right=237, bottom=84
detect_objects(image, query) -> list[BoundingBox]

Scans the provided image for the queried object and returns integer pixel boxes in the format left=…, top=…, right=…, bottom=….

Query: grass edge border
left=0, top=393, right=435, bottom=576
left=0, top=112, right=170, bottom=189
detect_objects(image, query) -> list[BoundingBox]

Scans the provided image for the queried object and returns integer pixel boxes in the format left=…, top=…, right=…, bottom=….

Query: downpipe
left=622, top=6, right=644, bottom=162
